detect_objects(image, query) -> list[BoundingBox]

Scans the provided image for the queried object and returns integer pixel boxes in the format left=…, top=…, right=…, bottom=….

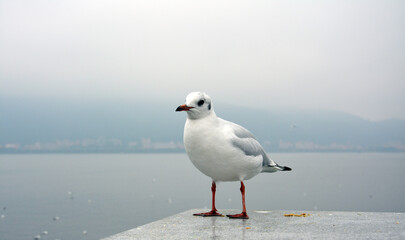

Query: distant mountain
left=220, top=106, right=405, bottom=151
left=1, top=97, right=404, bottom=152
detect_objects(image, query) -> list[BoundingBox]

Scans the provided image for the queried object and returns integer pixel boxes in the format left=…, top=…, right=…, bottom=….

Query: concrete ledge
left=102, top=209, right=405, bottom=239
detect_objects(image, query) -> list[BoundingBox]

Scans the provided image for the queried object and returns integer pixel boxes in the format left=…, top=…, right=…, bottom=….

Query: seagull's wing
left=226, top=120, right=291, bottom=172
left=226, top=121, right=274, bottom=167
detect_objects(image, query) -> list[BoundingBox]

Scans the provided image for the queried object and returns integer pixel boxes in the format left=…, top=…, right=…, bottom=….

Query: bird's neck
left=187, top=110, right=217, bottom=122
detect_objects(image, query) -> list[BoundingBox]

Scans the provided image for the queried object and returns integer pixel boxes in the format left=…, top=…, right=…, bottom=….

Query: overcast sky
left=0, top=0, right=404, bottom=121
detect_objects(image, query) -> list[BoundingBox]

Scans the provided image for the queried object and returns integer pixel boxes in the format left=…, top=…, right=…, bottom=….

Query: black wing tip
left=282, top=166, right=292, bottom=171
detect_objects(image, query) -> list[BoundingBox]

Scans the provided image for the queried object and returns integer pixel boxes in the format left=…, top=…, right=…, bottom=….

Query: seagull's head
left=176, top=92, right=213, bottom=119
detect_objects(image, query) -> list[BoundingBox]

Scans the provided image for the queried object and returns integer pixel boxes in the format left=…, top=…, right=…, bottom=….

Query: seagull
left=176, top=92, right=292, bottom=219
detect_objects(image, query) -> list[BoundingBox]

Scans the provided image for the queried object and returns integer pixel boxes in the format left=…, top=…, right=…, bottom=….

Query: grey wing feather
left=232, top=123, right=257, bottom=139
left=228, top=121, right=291, bottom=172
left=229, top=122, right=273, bottom=167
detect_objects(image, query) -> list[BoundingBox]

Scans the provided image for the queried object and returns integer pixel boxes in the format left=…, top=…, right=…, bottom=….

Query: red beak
left=176, top=104, right=194, bottom=112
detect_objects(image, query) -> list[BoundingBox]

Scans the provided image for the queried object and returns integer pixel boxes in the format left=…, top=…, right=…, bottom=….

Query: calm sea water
left=0, top=153, right=404, bottom=240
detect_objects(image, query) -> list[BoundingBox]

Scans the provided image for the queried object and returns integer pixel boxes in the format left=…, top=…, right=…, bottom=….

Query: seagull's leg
left=193, top=181, right=223, bottom=217
left=227, top=181, right=249, bottom=219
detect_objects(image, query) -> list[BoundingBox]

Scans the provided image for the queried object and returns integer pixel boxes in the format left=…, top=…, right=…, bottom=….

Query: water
left=0, top=153, right=404, bottom=240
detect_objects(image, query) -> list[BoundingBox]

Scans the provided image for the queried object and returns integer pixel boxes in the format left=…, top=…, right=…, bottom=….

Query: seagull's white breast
left=183, top=114, right=262, bottom=182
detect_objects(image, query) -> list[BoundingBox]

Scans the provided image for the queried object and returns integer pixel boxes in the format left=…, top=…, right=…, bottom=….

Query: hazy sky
left=1, top=0, right=404, bottom=121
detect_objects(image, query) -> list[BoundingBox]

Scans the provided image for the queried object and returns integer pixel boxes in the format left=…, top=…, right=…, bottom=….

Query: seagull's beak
left=176, top=104, right=193, bottom=112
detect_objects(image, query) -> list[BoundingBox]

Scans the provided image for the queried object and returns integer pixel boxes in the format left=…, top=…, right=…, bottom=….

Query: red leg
left=227, top=181, right=249, bottom=219
left=194, top=181, right=223, bottom=217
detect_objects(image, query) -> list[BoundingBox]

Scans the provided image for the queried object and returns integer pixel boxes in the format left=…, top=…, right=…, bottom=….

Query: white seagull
left=176, top=92, right=291, bottom=219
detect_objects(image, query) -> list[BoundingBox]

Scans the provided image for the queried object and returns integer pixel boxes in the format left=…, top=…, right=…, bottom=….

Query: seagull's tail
left=262, top=164, right=292, bottom=173
left=261, top=156, right=292, bottom=172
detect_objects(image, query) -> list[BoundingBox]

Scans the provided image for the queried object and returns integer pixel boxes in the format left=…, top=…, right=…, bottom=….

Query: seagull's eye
left=198, top=99, right=205, bottom=106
